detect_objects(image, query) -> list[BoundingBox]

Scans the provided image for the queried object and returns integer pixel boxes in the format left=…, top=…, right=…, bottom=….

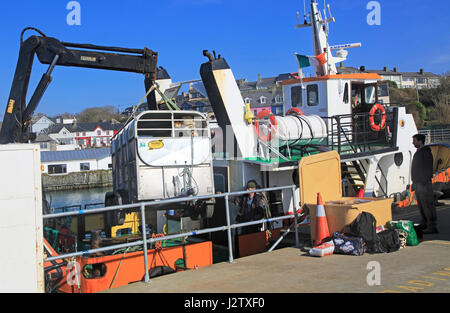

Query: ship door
left=351, top=82, right=378, bottom=114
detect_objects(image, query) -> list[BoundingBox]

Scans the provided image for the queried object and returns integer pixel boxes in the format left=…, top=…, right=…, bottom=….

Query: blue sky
left=0, top=0, right=449, bottom=117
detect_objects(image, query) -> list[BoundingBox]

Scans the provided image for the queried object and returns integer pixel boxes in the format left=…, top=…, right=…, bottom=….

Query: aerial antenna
left=303, top=0, right=308, bottom=22
left=296, top=0, right=312, bottom=28
left=327, top=3, right=333, bottom=20
left=323, top=0, right=329, bottom=35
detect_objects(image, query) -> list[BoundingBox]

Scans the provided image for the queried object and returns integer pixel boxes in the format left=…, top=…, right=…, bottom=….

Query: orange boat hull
left=47, top=241, right=212, bottom=293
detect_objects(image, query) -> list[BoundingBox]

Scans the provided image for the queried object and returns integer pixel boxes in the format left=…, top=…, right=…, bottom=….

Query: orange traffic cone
left=309, top=192, right=334, bottom=257
left=314, top=192, right=330, bottom=246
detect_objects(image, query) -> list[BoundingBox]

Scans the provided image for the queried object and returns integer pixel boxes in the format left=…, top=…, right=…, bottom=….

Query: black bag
left=377, top=229, right=401, bottom=253
left=348, top=212, right=384, bottom=253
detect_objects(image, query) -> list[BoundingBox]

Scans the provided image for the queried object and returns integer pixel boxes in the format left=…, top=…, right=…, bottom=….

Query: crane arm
left=0, top=29, right=159, bottom=144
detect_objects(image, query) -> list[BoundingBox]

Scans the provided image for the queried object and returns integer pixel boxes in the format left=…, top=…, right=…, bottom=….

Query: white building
left=46, top=122, right=122, bottom=149
left=40, top=148, right=112, bottom=174
left=338, top=65, right=441, bottom=89
left=47, top=125, right=77, bottom=146
left=30, top=115, right=55, bottom=134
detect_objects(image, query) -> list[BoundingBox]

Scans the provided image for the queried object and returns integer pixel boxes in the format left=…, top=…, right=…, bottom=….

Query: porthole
left=394, top=153, right=403, bottom=166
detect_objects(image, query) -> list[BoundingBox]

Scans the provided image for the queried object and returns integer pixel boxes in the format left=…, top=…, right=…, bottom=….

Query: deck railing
left=43, top=185, right=301, bottom=283
left=419, top=127, right=450, bottom=144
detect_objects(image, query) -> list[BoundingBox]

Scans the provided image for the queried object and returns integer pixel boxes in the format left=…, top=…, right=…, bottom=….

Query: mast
left=309, top=0, right=334, bottom=76
left=296, top=0, right=359, bottom=77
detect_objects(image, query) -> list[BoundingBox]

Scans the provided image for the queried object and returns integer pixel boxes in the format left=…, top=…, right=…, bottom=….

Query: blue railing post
left=141, top=203, right=150, bottom=283
left=291, top=185, right=300, bottom=248
left=224, top=195, right=234, bottom=263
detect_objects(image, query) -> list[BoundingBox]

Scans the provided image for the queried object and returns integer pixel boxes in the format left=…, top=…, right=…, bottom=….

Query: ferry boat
left=40, top=0, right=450, bottom=293
left=200, top=0, right=418, bottom=206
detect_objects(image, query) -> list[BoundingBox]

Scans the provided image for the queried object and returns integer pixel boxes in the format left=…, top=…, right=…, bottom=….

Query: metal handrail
left=43, top=184, right=300, bottom=284
left=418, top=128, right=450, bottom=144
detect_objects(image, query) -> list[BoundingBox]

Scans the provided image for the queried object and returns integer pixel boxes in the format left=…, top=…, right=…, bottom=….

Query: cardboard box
left=298, top=151, right=392, bottom=243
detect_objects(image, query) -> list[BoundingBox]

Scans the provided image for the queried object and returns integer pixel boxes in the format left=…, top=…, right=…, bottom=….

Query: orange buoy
left=369, top=103, right=386, bottom=131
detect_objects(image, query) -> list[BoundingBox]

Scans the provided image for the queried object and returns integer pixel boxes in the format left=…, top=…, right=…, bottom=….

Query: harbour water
left=44, top=186, right=112, bottom=210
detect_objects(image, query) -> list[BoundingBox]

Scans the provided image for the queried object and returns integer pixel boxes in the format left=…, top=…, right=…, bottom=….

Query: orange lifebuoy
left=254, top=109, right=277, bottom=142
left=287, top=107, right=304, bottom=116
left=369, top=103, right=386, bottom=131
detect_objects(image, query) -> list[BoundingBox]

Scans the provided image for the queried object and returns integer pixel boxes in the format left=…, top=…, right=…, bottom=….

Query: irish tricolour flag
left=295, top=53, right=327, bottom=68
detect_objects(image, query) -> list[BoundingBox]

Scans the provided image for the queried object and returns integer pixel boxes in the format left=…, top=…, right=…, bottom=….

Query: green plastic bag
left=387, top=220, right=419, bottom=246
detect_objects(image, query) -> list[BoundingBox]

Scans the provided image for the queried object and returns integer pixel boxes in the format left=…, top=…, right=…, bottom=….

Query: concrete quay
left=103, top=200, right=450, bottom=293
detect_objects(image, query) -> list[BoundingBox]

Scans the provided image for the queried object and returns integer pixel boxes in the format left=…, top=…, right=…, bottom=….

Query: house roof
left=399, top=71, right=440, bottom=78
left=256, top=77, right=277, bottom=89
left=34, top=132, right=58, bottom=143
left=47, top=122, right=123, bottom=134
left=276, top=73, right=299, bottom=81
left=41, top=148, right=111, bottom=162
left=337, top=66, right=439, bottom=78
left=242, top=90, right=283, bottom=107
left=31, top=114, right=54, bottom=125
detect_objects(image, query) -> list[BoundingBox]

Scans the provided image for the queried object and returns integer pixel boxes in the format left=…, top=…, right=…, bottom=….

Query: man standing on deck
left=411, top=134, right=438, bottom=234
left=235, top=180, right=267, bottom=235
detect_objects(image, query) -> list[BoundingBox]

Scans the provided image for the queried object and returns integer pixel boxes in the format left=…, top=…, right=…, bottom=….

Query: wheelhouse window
left=343, top=83, right=349, bottom=104
left=307, top=84, right=319, bottom=106
left=291, top=86, right=302, bottom=107
left=378, top=84, right=389, bottom=97
left=364, top=86, right=376, bottom=105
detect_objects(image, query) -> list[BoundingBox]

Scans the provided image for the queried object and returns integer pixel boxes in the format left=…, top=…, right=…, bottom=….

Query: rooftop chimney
left=393, top=67, right=398, bottom=72
left=420, top=68, right=424, bottom=75
left=340, top=62, right=344, bottom=68
left=383, top=66, right=388, bottom=71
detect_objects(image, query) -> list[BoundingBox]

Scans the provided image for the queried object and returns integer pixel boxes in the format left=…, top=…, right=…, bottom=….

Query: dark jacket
left=411, top=146, right=433, bottom=184
left=235, top=193, right=265, bottom=223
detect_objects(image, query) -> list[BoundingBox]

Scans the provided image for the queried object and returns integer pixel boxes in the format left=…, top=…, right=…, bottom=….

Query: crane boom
left=0, top=28, right=159, bottom=144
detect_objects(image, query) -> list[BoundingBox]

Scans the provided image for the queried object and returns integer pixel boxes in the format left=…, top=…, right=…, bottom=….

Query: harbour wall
left=42, top=169, right=113, bottom=192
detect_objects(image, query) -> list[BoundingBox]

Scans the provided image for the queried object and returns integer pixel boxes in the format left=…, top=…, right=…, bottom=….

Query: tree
left=429, top=74, right=450, bottom=124
left=388, top=73, right=450, bottom=126
left=409, top=101, right=427, bottom=127
left=75, top=105, right=124, bottom=123
left=53, top=112, right=75, bottom=121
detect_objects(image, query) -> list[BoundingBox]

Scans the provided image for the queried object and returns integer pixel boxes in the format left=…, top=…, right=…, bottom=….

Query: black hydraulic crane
left=0, top=27, right=160, bottom=144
